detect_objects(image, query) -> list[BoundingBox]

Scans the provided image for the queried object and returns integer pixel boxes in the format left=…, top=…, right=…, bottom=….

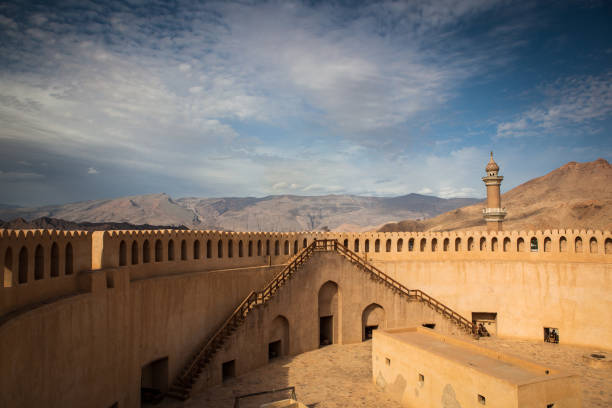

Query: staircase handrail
left=332, top=239, right=475, bottom=333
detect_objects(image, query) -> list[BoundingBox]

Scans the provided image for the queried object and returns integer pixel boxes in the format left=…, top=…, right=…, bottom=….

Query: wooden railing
left=168, top=238, right=476, bottom=400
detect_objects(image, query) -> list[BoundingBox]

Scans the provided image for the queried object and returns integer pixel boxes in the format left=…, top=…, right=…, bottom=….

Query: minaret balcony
left=482, top=207, right=507, bottom=221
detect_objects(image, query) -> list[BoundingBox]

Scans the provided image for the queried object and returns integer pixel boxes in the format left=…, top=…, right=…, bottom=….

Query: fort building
left=0, top=156, right=611, bottom=407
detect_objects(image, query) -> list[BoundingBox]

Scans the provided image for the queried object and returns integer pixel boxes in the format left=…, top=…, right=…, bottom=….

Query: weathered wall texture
left=0, top=228, right=610, bottom=408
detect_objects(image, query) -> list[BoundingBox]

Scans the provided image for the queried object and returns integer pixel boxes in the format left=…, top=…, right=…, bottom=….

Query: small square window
left=385, top=358, right=391, bottom=366
left=478, top=394, right=486, bottom=405
left=418, top=373, right=424, bottom=383
left=547, top=404, right=555, bottom=408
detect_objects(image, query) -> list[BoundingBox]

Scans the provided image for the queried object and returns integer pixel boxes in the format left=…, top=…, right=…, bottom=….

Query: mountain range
left=0, top=193, right=480, bottom=232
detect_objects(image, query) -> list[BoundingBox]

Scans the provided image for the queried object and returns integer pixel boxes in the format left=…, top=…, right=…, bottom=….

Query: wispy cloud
left=496, top=72, right=612, bottom=138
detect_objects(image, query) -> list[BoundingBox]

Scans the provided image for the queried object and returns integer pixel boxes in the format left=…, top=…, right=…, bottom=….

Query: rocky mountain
left=0, top=193, right=480, bottom=232
left=0, top=217, right=188, bottom=231
left=379, top=158, right=612, bottom=232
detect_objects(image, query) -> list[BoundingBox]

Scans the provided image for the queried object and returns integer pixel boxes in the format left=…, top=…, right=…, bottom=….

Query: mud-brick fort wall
left=0, top=228, right=610, bottom=408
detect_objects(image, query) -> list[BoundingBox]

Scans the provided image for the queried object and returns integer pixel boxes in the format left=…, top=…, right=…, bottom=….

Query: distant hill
left=379, top=158, right=612, bottom=232
left=0, top=217, right=188, bottom=231
left=0, top=193, right=480, bottom=232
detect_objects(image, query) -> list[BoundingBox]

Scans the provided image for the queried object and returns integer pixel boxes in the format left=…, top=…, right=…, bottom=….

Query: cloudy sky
left=1, top=0, right=611, bottom=206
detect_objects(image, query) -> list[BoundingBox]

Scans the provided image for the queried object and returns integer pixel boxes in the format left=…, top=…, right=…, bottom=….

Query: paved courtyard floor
left=161, top=336, right=611, bottom=408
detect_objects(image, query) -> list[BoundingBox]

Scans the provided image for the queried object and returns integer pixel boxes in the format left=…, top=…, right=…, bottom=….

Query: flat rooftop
left=378, top=327, right=564, bottom=385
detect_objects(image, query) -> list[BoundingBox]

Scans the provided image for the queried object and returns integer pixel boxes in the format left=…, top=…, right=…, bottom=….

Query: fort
left=1, top=158, right=611, bottom=407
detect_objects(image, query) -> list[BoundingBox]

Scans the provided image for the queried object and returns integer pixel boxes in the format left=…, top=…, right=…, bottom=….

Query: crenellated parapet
left=0, top=229, right=92, bottom=316
left=1, top=227, right=610, bottom=319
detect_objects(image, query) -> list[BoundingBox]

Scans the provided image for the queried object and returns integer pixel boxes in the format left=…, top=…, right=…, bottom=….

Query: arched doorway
left=362, top=303, right=385, bottom=341
left=318, top=281, right=340, bottom=347
left=268, top=315, right=289, bottom=361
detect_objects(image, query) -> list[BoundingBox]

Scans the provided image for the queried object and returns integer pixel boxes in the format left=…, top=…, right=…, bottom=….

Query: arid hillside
left=380, top=158, right=612, bottom=232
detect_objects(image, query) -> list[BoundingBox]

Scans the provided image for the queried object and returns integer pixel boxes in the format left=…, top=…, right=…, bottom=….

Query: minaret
left=482, top=152, right=506, bottom=231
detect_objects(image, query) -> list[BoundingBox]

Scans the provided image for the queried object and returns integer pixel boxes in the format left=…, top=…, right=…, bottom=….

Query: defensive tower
left=482, top=152, right=506, bottom=231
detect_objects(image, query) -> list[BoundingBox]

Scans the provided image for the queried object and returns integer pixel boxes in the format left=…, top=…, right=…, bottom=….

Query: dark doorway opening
left=544, top=327, right=559, bottom=344
left=141, top=357, right=168, bottom=406
left=320, top=316, right=333, bottom=347
left=268, top=340, right=282, bottom=361
left=364, top=325, right=378, bottom=340
left=422, top=323, right=436, bottom=329
left=222, top=360, right=236, bottom=382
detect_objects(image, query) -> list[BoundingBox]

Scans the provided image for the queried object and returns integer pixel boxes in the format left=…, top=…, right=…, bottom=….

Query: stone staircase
left=167, top=239, right=476, bottom=400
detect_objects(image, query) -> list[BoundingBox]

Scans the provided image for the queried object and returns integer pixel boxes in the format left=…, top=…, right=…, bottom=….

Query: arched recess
left=266, top=240, right=270, bottom=256
left=491, top=237, right=498, bottom=252
left=143, top=240, right=151, bottom=263
left=575, top=237, right=583, bottom=253
left=362, top=303, right=385, bottom=341
left=467, top=237, right=474, bottom=251
left=248, top=240, right=253, bottom=257
left=131, top=241, right=139, bottom=264
left=303, top=238, right=307, bottom=248
left=454, top=238, right=461, bottom=251
left=167, top=239, right=175, bottom=261
left=364, top=239, right=370, bottom=253
left=397, top=238, right=403, bottom=252
left=479, top=237, right=486, bottom=251
left=180, top=239, right=187, bottom=260
left=431, top=238, right=438, bottom=252
left=257, top=240, right=262, bottom=256
left=343, top=239, right=349, bottom=248
left=374, top=239, right=380, bottom=252
left=559, top=236, right=567, bottom=252
left=155, top=239, right=163, bottom=262
left=293, top=240, right=298, bottom=255
left=274, top=240, right=280, bottom=256
left=51, top=242, right=59, bottom=276
left=193, top=240, right=200, bottom=260
left=420, top=238, right=426, bottom=252
left=4, top=247, right=13, bottom=287
left=517, top=237, right=525, bottom=252
left=544, top=237, right=551, bottom=252
left=119, top=241, right=127, bottom=266
left=318, top=281, right=341, bottom=347
left=354, top=239, right=360, bottom=252
left=65, top=243, right=73, bottom=275
left=132, top=241, right=138, bottom=265
left=503, top=237, right=510, bottom=252
left=605, top=238, right=612, bottom=254
left=385, top=239, right=391, bottom=252
left=590, top=237, right=598, bottom=254
left=530, top=237, right=538, bottom=252
left=34, top=244, right=44, bottom=280
left=18, top=246, right=28, bottom=284
left=217, top=239, right=223, bottom=258
left=228, top=240, right=233, bottom=258
left=207, top=240, right=212, bottom=258
left=284, top=240, right=289, bottom=255
left=238, top=240, right=244, bottom=257
left=443, top=238, right=449, bottom=252
left=408, top=238, right=414, bottom=252
left=268, top=315, right=290, bottom=361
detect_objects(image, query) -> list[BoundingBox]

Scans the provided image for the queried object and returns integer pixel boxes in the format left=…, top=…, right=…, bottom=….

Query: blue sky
left=0, top=0, right=611, bottom=206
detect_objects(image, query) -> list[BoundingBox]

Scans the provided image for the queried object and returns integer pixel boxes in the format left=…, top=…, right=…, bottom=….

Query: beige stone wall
left=0, top=227, right=610, bottom=407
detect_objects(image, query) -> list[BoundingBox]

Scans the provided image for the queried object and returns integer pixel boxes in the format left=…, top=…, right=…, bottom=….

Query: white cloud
left=179, top=63, right=191, bottom=72
left=87, top=167, right=99, bottom=174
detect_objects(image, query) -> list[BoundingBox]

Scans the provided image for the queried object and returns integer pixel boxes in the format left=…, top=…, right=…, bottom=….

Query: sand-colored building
left=0, top=156, right=610, bottom=407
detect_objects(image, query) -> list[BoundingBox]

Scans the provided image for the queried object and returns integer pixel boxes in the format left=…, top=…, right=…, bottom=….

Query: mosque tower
left=482, top=152, right=507, bottom=231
